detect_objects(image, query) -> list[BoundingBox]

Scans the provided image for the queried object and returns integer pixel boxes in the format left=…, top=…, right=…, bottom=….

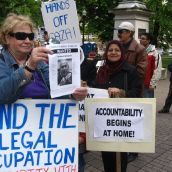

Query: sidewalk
left=84, top=76, right=172, bottom=172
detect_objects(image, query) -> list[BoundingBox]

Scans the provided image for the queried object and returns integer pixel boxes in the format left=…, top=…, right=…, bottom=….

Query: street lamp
left=82, top=9, right=87, bottom=45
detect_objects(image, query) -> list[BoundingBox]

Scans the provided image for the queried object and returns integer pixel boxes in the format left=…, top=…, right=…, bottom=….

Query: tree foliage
left=0, top=0, right=171, bottom=46
left=0, top=0, right=43, bottom=27
left=76, top=0, right=172, bottom=46
left=76, top=0, right=119, bottom=42
left=143, top=0, right=172, bottom=47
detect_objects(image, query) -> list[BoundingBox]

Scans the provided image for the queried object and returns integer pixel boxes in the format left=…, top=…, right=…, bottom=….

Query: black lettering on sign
left=113, top=130, right=134, bottom=137
left=103, top=130, right=111, bottom=136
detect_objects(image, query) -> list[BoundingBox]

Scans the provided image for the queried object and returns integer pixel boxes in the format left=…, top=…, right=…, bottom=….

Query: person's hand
left=27, top=47, right=53, bottom=69
left=149, top=85, right=155, bottom=90
left=108, top=87, right=121, bottom=98
left=72, top=87, right=88, bottom=101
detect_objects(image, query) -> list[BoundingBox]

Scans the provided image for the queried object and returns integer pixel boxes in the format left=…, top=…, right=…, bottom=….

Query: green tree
left=76, top=0, right=119, bottom=42
left=1, top=0, right=171, bottom=46
left=144, top=0, right=172, bottom=48
left=0, top=0, right=43, bottom=27
left=76, top=0, right=172, bottom=46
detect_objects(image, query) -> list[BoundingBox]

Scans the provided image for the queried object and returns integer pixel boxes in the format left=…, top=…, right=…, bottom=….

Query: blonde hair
left=0, top=13, right=35, bottom=46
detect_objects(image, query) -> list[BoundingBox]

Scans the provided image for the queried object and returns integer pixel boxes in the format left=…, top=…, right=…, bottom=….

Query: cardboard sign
left=41, top=0, right=81, bottom=44
left=85, top=98, right=156, bottom=153
left=0, top=99, right=78, bottom=172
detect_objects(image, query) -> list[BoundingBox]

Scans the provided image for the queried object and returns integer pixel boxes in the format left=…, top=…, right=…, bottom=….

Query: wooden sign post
left=116, top=152, right=121, bottom=172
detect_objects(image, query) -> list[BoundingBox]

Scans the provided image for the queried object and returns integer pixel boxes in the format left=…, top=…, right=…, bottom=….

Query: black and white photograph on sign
left=57, top=59, right=72, bottom=86
left=48, top=43, right=80, bottom=98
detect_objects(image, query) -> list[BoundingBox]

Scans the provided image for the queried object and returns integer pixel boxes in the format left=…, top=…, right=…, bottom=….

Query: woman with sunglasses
left=0, top=13, right=87, bottom=104
left=94, top=40, right=142, bottom=172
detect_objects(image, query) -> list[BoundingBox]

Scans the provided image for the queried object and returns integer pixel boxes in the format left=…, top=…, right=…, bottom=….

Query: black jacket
left=81, top=59, right=97, bottom=87
left=94, top=61, right=142, bottom=98
left=168, top=62, right=172, bottom=82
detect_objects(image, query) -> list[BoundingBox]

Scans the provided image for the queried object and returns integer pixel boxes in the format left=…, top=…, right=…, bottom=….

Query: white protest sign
left=79, top=88, right=109, bottom=132
left=0, top=99, right=78, bottom=172
left=41, top=0, right=81, bottom=44
left=94, top=103, right=144, bottom=140
left=47, top=43, right=80, bottom=98
left=85, top=98, right=156, bottom=153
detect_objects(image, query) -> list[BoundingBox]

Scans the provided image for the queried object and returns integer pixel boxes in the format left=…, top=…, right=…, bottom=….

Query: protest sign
left=0, top=99, right=78, bottom=172
left=85, top=98, right=156, bottom=153
left=47, top=43, right=80, bottom=98
left=41, top=0, right=81, bottom=44
left=79, top=88, right=108, bottom=132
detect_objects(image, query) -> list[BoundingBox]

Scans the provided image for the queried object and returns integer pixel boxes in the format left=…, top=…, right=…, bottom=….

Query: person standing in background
left=79, top=50, right=97, bottom=172
left=117, top=21, right=147, bottom=81
left=140, top=32, right=162, bottom=98
left=43, top=30, right=49, bottom=45
left=158, top=62, right=172, bottom=113
left=117, top=21, right=147, bottom=162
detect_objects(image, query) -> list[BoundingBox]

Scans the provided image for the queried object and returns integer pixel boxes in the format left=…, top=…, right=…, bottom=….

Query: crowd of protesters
left=0, top=11, right=167, bottom=172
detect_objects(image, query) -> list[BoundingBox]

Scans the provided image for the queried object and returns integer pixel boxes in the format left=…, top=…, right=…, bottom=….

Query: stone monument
left=112, top=0, right=152, bottom=42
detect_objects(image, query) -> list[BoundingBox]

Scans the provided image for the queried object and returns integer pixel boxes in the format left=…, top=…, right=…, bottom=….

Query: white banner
left=41, top=0, right=81, bottom=44
left=0, top=99, right=78, bottom=172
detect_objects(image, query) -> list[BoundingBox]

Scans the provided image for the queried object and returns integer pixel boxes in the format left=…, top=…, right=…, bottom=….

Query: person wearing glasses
left=0, top=13, right=87, bottom=104
left=117, top=22, right=147, bottom=82
left=116, top=22, right=147, bottom=162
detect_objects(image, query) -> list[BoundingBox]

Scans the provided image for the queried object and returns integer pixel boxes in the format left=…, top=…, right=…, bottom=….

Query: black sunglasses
left=118, top=29, right=129, bottom=34
left=9, top=32, right=34, bottom=41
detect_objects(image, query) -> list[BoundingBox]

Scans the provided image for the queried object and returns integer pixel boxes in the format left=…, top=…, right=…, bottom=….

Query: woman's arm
left=0, top=61, right=31, bottom=104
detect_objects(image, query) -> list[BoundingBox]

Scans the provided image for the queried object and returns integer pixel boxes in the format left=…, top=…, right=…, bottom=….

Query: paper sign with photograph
left=48, top=44, right=80, bottom=98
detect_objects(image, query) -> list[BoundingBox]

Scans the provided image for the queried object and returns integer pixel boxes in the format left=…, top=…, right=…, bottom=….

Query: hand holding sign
left=108, top=87, right=125, bottom=98
left=72, top=87, right=88, bottom=101
left=29, top=46, right=53, bottom=67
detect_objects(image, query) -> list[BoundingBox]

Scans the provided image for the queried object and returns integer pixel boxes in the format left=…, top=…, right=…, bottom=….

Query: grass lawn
left=162, top=56, right=172, bottom=68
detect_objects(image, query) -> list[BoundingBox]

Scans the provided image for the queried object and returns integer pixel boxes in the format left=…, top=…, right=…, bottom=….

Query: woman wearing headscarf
left=95, top=40, right=142, bottom=172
